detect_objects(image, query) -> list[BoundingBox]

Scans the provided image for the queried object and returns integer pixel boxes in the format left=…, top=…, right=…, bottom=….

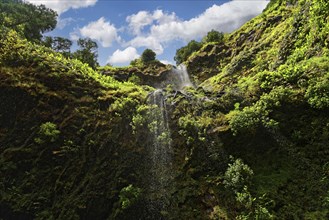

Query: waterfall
left=145, top=89, right=173, bottom=218
left=171, top=64, right=194, bottom=90
left=143, top=65, right=193, bottom=218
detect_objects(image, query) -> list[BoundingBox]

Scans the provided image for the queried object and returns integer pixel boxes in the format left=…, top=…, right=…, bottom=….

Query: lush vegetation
left=174, top=30, right=224, bottom=65
left=0, top=0, right=57, bottom=42
left=73, top=38, right=99, bottom=70
left=174, top=40, right=202, bottom=65
left=1, top=0, right=329, bottom=219
left=43, top=36, right=73, bottom=58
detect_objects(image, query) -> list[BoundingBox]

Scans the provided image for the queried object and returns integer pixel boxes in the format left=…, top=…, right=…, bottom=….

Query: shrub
left=224, top=157, right=254, bottom=193
left=202, top=30, right=224, bottom=43
left=34, top=122, right=60, bottom=144
left=119, top=184, right=141, bottom=210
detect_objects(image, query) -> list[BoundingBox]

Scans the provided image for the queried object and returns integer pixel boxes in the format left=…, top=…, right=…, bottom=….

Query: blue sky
left=27, top=0, right=269, bottom=66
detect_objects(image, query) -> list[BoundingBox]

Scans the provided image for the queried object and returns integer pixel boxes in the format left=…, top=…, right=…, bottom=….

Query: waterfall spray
left=145, top=89, right=173, bottom=218
left=172, top=64, right=194, bottom=90
left=144, top=64, right=193, bottom=218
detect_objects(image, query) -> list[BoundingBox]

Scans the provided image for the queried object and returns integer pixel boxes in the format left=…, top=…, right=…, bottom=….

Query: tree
left=174, top=40, right=202, bottom=65
left=52, top=37, right=72, bottom=55
left=202, top=29, right=224, bottom=43
left=42, top=36, right=53, bottom=48
left=0, top=0, right=57, bottom=42
left=43, top=36, right=72, bottom=58
left=73, top=38, right=99, bottom=69
left=141, top=49, right=156, bottom=63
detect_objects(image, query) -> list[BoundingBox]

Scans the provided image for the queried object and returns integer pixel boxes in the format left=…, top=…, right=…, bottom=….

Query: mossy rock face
left=99, top=61, right=173, bottom=88
left=186, top=44, right=230, bottom=85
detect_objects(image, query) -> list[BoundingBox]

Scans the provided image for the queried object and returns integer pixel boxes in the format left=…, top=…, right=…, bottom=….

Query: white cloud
left=57, top=17, right=76, bottom=30
left=126, top=11, right=154, bottom=35
left=107, top=47, right=139, bottom=64
left=79, top=17, right=120, bottom=47
left=69, top=29, right=80, bottom=41
left=126, top=9, right=178, bottom=35
left=127, top=0, right=269, bottom=54
left=153, top=9, right=178, bottom=25
left=26, top=0, right=97, bottom=15
left=160, top=60, right=174, bottom=65
left=149, top=1, right=269, bottom=42
left=128, top=36, right=164, bottom=54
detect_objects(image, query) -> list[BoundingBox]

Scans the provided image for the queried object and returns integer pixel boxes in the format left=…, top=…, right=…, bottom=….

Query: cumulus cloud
left=161, top=0, right=268, bottom=40
left=126, top=11, right=154, bottom=35
left=128, top=36, right=164, bottom=54
left=26, top=0, right=97, bottom=15
left=108, top=47, right=140, bottom=64
left=126, top=9, right=178, bottom=35
left=126, top=0, right=269, bottom=54
left=79, top=17, right=120, bottom=47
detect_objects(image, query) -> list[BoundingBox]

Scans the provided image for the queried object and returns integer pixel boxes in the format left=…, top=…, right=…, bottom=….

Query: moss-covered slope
left=0, top=30, right=152, bottom=219
left=178, top=0, right=329, bottom=218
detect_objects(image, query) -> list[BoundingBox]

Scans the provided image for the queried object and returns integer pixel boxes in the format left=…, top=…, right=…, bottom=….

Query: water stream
left=145, top=64, right=193, bottom=218
left=146, top=89, right=172, bottom=218
left=172, top=64, right=194, bottom=90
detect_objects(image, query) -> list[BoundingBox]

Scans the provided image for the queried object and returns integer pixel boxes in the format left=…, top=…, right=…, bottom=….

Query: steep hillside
left=1, top=0, right=329, bottom=219
left=182, top=0, right=329, bottom=218
left=0, top=30, right=151, bottom=219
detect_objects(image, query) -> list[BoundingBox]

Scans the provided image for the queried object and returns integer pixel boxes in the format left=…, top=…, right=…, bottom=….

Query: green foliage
left=202, top=30, right=224, bottom=43
left=141, top=48, right=156, bottom=63
left=0, top=0, right=57, bottom=42
left=174, top=30, right=224, bottom=65
left=43, top=36, right=72, bottom=58
left=174, top=40, right=202, bottom=65
left=228, top=87, right=293, bottom=134
left=131, top=104, right=155, bottom=134
left=127, top=74, right=141, bottom=84
left=72, top=38, right=99, bottom=69
left=110, top=97, right=138, bottom=113
left=235, top=188, right=274, bottom=220
left=130, top=58, right=143, bottom=67
left=34, top=122, right=60, bottom=144
left=305, top=73, right=329, bottom=109
left=224, top=157, right=254, bottom=192
left=0, top=30, right=147, bottom=102
left=223, top=158, right=274, bottom=219
left=60, top=140, right=79, bottom=155
left=119, top=184, right=141, bottom=210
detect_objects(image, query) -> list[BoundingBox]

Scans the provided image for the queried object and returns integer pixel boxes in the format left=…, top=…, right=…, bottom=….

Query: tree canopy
left=202, top=30, right=224, bottom=43
left=43, top=36, right=72, bottom=58
left=72, top=38, right=99, bottom=69
left=174, top=30, right=224, bottom=65
left=0, top=0, right=57, bottom=42
left=174, top=40, right=202, bottom=65
left=141, top=49, right=156, bottom=63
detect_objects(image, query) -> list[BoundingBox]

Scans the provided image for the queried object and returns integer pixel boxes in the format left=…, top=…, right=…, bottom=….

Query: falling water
left=144, top=65, right=193, bottom=218
left=145, top=89, right=173, bottom=218
left=171, top=64, right=194, bottom=90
